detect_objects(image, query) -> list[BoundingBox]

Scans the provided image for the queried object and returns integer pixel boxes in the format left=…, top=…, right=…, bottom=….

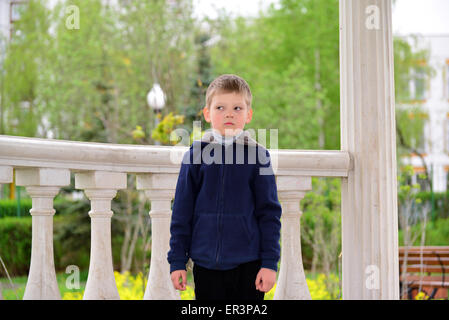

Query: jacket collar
left=200, top=129, right=259, bottom=147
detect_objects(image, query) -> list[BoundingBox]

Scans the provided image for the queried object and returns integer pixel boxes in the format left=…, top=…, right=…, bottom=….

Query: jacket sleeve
left=167, top=146, right=198, bottom=273
left=252, top=148, right=282, bottom=272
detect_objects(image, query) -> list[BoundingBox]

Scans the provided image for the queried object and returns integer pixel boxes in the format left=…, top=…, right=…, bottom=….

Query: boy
left=167, top=74, right=282, bottom=300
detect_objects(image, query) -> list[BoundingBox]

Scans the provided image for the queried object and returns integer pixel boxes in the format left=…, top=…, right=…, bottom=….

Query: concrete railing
left=0, top=135, right=351, bottom=300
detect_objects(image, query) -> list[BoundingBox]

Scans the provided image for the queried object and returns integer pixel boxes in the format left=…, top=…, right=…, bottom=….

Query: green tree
left=206, top=0, right=340, bottom=150
left=0, top=0, right=198, bottom=275
left=1, top=0, right=197, bottom=144
left=1, top=0, right=52, bottom=137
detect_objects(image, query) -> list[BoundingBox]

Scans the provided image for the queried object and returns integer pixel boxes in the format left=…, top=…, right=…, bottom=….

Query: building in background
left=398, top=34, right=449, bottom=192
left=0, top=0, right=28, bottom=41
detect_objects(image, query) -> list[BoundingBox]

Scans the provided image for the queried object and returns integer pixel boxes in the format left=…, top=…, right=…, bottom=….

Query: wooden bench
left=399, top=246, right=449, bottom=299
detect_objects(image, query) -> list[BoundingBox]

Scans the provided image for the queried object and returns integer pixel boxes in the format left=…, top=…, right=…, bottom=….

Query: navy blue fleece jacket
left=167, top=130, right=282, bottom=273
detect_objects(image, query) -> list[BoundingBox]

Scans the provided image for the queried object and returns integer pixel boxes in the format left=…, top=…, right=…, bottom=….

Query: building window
left=410, top=65, right=427, bottom=101
left=11, top=1, right=27, bottom=22
left=10, top=1, right=27, bottom=39
left=446, top=62, right=449, bottom=100
left=444, top=116, right=449, bottom=155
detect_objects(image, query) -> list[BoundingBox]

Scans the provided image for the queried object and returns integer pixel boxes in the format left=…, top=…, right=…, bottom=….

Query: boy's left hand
left=255, top=268, right=276, bottom=292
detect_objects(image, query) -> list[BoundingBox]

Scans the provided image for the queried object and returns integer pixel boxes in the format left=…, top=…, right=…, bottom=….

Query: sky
left=392, top=0, right=449, bottom=35
left=192, top=0, right=449, bottom=35
left=192, top=0, right=280, bottom=20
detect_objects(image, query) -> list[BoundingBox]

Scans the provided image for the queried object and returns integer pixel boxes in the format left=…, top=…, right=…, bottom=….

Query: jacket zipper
left=215, top=145, right=226, bottom=265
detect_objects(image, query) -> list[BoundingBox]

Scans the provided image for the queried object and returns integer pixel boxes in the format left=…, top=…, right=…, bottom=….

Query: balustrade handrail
left=0, top=135, right=352, bottom=176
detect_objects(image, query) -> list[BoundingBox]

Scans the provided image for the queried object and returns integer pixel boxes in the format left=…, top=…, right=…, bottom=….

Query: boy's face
left=202, top=91, right=253, bottom=137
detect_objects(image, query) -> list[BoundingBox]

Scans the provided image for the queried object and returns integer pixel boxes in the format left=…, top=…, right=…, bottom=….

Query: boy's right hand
left=171, top=270, right=187, bottom=291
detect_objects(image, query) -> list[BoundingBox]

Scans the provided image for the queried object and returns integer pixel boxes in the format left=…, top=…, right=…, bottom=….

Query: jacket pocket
left=239, top=215, right=254, bottom=243
left=220, top=215, right=257, bottom=262
left=190, top=214, right=217, bottom=262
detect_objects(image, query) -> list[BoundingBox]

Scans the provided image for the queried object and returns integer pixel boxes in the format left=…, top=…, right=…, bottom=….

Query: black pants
left=192, top=260, right=265, bottom=300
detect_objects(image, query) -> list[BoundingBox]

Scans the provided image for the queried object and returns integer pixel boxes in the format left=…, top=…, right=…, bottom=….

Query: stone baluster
left=0, top=166, right=13, bottom=301
left=75, top=171, right=127, bottom=300
left=0, top=166, right=13, bottom=184
left=15, top=168, right=71, bottom=300
left=137, top=173, right=180, bottom=300
left=274, top=175, right=312, bottom=300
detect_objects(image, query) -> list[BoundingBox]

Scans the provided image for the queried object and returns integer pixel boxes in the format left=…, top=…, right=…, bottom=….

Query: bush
left=0, top=197, right=80, bottom=218
left=0, top=213, right=128, bottom=277
left=0, top=217, right=33, bottom=276
left=0, top=199, right=32, bottom=218
left=398, top=218, right=449, bottom=246
left=415, top=191, right=449, bottom=220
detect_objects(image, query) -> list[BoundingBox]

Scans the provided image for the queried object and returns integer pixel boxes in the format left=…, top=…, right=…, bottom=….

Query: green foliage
left=0, top=217, right=33, bottom=276
left=0, top=0, right=52, bottom=136
left=301, top=178, right=341, bottom=271
left=398, top=164, right=426, bottom=203
left=0, top=197, right=89, bottom=218
left=415, top=191, right=449, bottom=220
left=396, top=107, right=428, bottom=156
left=393, top=36, right=435, bottom=103
left=151, top=112, right=185, bottom=145
left=398, top=218, right=449, bottom=246
left=1, top=0, right=196, bottom=144
left=0, top=199, right=32, bottom=218
left=208, top=0, right=340, bottom=150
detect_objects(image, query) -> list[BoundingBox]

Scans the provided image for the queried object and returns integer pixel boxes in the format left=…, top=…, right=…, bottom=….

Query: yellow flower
left=414, top=291, right=429, bottom=300
left=62, top=291, right=83, bottom=300
left=122, top=57, right=131, bottom=66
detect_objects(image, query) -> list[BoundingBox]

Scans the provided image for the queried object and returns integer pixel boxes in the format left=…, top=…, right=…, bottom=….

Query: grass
left=0, top=270, right=89, bottom=300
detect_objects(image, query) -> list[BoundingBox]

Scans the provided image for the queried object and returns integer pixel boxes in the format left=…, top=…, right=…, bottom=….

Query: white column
left=75, top=171, right=127, bottom=300
left=340, top=0, right=399, bottom=299
left=137, top=173, right=180, bottom=300
left=15, top=168, right=71, bottom=300
left=274, top=176, right=312, bottom=300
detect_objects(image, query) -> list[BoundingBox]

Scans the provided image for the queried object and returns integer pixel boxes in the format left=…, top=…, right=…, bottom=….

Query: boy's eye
left=216, top=106, right=242, bottom=110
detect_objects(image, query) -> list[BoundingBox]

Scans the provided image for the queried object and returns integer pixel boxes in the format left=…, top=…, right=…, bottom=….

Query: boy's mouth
left=224, top=122, right=234, bottom=125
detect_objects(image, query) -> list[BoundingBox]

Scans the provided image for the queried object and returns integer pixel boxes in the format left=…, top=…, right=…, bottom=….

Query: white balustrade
left=274, top=176, right=312, bottom=300
left=0, top=166, right=13, bottom=183
left=0, top=134, right=358, bottom=300
left=15, top=168, right=71, bottom=300
left=137, top=173, right=180, bottom=300
left=75, top=171, right=127, bottom=300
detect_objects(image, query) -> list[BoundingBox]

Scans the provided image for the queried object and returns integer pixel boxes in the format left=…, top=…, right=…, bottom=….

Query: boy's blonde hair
left=205, top=74, right=252, bottom=110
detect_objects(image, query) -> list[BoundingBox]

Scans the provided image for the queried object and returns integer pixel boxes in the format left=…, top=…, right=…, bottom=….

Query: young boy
left=167, top=74, right=282, bottom=300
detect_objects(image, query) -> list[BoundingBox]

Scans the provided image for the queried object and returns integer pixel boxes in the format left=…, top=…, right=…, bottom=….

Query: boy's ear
left=246, top=108, right=253, bottom=123
left=203, top=106, right=211, bottom=123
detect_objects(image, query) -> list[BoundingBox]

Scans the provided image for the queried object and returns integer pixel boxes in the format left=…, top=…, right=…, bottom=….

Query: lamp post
left=147, top=83, right=166, bottom=146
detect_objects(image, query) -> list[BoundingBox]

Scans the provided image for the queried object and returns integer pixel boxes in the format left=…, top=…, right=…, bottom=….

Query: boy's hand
left=171, top=270, right=187, bottom=291
left=255, top=268, right=276, bottom=292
